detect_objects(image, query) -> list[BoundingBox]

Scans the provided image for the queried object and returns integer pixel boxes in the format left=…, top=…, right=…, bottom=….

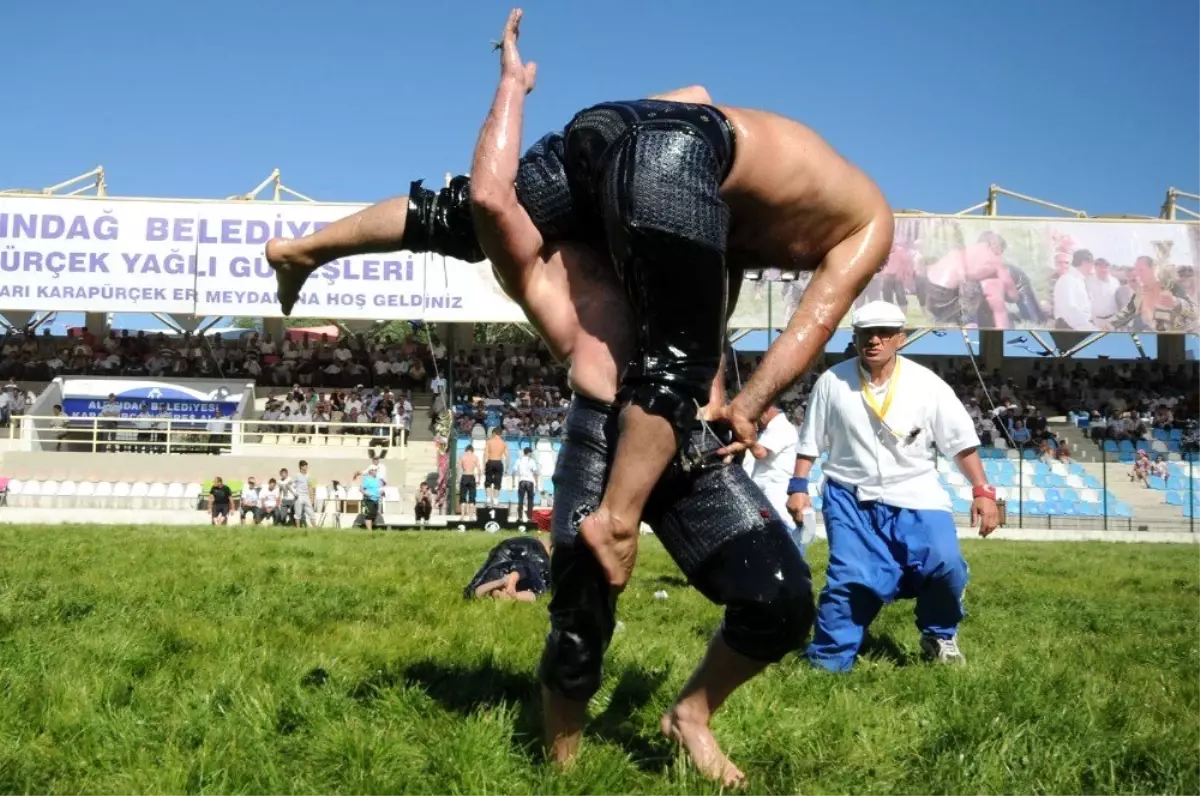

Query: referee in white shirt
left=789, top=301, right=1000, bottom=672
left=513, top=446, right=539, bottom=522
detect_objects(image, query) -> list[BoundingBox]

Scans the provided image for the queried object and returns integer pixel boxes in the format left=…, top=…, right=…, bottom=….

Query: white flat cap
left=851, top=301, right=907, bottom=329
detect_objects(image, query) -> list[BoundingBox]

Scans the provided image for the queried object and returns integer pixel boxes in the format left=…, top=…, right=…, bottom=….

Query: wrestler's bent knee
left=691, top=527, right=816, bottom=662
left=538, top=541, right=616, bottom=702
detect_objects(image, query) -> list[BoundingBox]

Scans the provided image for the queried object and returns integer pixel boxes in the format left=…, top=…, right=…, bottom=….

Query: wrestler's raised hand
left=712, top=403, right=768, bottom=460
left=497, top=8, right=537, bottom=94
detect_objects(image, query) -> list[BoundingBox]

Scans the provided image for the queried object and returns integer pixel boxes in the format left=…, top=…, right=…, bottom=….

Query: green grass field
left=0, top=525, right=1195, bottom=795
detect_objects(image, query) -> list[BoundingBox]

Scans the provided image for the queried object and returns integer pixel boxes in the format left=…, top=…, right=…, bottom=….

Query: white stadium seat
left=1027, top=487, right=1046, bottom=503
left=382, top=486, right=401, bottom=502
left=166, top=483, right=185, bottom=499
left=148, top=483, right=168, bottom=498
left=113, top=483, right=132, bottom=498
left=23, top=482, right=42, bottom=497
left=6, top=480, right=24, bottom=496
left=58, top=481, right=78, bottom=498
left=1080, top=488, right=1099, bottom=504
left=1049, top=462, right=1068, bottom=477
left=131, top=482, right=150, bottom=497
left=76, top=482, right=96, bottom=498
left=945, top=471, right=966, bottom=486
left=1066, top=474, right=1085, bottom=488
left=183, top=483, right=201, bottom=498
left=41, top=480, right=60, bottom=497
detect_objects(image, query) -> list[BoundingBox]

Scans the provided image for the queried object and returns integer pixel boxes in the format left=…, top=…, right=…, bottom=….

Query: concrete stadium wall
left=0, top=451, right=379, bottom=484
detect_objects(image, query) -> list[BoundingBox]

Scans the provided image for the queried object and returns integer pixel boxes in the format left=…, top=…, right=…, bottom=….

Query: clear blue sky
left=2, top=0, right=1197, bottom=358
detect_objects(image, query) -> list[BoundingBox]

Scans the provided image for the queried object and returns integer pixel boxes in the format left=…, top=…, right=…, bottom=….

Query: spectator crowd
left=0, top=327, right=448, bottom=392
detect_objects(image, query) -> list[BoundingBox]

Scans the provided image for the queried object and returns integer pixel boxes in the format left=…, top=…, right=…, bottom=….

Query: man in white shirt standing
left=514, top=446, right=539, bottom=522
left=741, top=405, right=807, bottom=551
left=787, top=301, right=1000, bottom=672
left=1052, top=249, right=1095, bottom=331
left=1086, top=257, right=1121, bottom=326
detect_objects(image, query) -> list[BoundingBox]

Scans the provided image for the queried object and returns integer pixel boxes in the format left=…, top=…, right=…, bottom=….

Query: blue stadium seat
left=1111, top=503, right=1133, bottom=517
left=1084, top=475, right=1102, bottom=489
left=499, top=489, right=517, bottom=503
left=1076, top=502, right=1098, bottom=517
left=1170, top=428, right=1183, bottom=441
left=1166, top=491, right=1183, bottom=506
left=1154, top=429, right=1171, bottom=442
left=1103, top=440, right=1118, bottom=453
left=551, top=440, right=562, bottom=453
left=1167, top=441, right=1181, bottom=453
left=1135, top=440, right=1152, bottom=454
left=1118, top=440, right=1135, bottom=453
left=1148, top=475, right=1167, bottom=490
left=1045, top=488, right=1062, bottom=503
left=951, top=497, right=971, bottom=513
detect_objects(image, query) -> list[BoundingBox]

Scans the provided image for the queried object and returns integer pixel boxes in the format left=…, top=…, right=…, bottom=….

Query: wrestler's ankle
left=665, top=699, right=711, bottom=730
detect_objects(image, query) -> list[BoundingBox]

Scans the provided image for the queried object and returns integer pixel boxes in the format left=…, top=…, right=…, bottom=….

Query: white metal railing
left=2, top=414, right=410, bottom=455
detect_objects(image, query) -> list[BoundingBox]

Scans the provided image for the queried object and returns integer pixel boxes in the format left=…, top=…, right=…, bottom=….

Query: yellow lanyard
left=859, top=359, right=901, bottom=427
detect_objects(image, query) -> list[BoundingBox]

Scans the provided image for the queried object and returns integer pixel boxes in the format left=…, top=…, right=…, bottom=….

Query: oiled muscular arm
left=731, top=209, right=895, bottom=419
left=649, top=85, right=713, bottom=104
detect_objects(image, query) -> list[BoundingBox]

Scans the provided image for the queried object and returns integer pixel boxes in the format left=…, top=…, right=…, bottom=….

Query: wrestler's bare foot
left=578, top=508, right=638, bottom=590
left=660, top=705, right=746, bottom=789
left=265, top=237, right=319, bottom=316
left=543, top=686, right=587, bottom=767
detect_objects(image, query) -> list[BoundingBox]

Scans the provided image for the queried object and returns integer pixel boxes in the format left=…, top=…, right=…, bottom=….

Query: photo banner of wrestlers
left=736, top=216, right=1199, bottom=334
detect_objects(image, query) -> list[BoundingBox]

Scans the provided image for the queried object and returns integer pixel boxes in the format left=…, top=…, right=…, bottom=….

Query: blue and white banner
left=0, top=196, right=524, bottom=321
left=61, top=379, right=242, bottom=419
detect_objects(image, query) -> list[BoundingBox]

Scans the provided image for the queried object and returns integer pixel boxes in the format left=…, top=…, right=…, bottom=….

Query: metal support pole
left=1101, top=445, right=1108, bottom=531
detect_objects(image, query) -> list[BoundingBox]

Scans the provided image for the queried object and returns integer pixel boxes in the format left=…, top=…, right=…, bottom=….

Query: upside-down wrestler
left=473, top=41, right=897, bottom=592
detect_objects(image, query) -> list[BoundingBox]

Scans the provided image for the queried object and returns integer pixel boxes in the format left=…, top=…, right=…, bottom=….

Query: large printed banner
left=729, top=216, right=1199, bottom=332
left=1, top=196, right=1197, bottom=332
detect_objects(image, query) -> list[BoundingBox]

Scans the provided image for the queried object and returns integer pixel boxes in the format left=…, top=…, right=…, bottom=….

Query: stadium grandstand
left=0, top=169, right=1196, bottom=533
